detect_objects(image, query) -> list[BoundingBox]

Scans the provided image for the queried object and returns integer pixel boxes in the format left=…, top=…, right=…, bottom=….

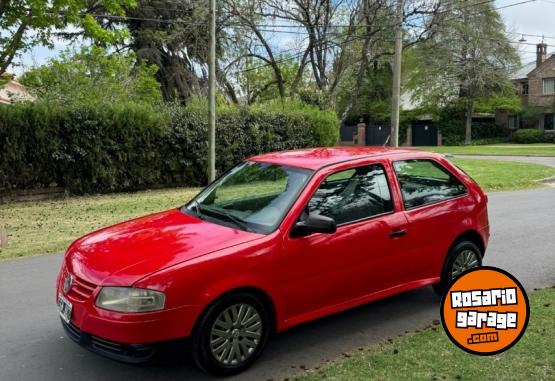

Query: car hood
left=64, top=209, right=262, bottom=286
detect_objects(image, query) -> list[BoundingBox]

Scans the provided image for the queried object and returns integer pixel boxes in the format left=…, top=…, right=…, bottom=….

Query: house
left=0, top=72, right=32, bottom=105
left=498, top=43, right=555, bottom=132
left=340, top=90, right=500, bottom=147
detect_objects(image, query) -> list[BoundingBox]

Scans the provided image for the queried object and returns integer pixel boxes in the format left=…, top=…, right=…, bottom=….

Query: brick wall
left=526, top=56, right=555, bottom=110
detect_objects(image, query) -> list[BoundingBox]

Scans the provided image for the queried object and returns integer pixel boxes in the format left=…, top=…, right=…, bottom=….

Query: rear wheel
left=192, top=292, right=270, bottom=376
left=433, top=240, right=482, bottom=297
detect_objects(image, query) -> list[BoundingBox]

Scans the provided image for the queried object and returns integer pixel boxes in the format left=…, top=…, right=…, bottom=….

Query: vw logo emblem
left=63, top=273, right=73, bottom=294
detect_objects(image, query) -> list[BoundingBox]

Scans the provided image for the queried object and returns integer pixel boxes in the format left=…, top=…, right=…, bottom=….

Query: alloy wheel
left=209, top=303, right=263, bottom=365
left=451, top=249, right=480, bottom=279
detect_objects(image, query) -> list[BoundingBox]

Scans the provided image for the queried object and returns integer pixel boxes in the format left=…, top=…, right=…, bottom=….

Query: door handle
left=389, top=229, right=407, bottom=239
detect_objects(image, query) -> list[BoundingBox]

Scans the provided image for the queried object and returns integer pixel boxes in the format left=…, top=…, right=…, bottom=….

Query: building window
left=508, top=115, right=518, bottom=130
left=543, top=78, right=555, bottom=95
left=521, top=82, right=529, bottom=95
left=545, top=114, right=554, bottom=131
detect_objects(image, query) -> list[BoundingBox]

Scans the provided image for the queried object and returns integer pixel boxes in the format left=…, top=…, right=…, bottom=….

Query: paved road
left=1, top=188, right=554, bottom=381
left=452, top=154, right=555, bottom=168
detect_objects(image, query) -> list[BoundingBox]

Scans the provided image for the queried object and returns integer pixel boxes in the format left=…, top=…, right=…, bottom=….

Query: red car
left=56, top=147, right=489, bottom=375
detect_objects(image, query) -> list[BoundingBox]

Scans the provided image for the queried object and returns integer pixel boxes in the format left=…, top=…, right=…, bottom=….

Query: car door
left=282, top=161, right=409, bottom=321
left=392, top=158, right=473, bottom=283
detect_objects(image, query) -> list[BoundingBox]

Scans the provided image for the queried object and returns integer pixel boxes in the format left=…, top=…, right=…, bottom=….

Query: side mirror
left=291, top=213, right=336, bottom=238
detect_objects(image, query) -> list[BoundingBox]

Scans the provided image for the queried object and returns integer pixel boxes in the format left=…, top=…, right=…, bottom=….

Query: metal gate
left=340, top=124, right=357, bottom=142
left=366, top=124, right=391, bottom=146
left=412, top=122, right=438, bottom=146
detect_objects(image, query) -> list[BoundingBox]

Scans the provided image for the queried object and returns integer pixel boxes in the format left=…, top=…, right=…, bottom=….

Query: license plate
left=58, top=294, right=72, bottom=324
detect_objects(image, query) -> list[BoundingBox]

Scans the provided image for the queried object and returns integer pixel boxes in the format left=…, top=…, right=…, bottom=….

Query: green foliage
left=520, top=106, right=545, bottom=129
left=244, top=60, right=301, bottom=102
left=513, top=129, right=545, bottom=144
left=338, top=64, right=393, bottom=124
left=296, top=86, right=330, bottom=110
left=407, top=2, right=519, bottom=109
left=435, top=103, right=509, bottom=145
left=20, top=46, right=161, bottom=106
left=0, top=0, right=136, bottom=74
left=125, top=1, right=213, bottom=102
left=470, top=137, right=511, bottom=145
left=0, top=99, right=338, bottom=194
left=250, top=99, right=339, bottom=147
left=474, top=94, right=522, bottom=113
left=0, top=101, right=166, bottom=194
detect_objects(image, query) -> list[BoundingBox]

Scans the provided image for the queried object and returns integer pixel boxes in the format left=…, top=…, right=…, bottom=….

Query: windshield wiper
left=202, top=207, right=252, bottom=232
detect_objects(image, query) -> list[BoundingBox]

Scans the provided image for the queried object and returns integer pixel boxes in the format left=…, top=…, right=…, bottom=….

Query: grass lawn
left=296, top=287, right=555, bottom=381
left=451, top=158, right=555, bottom=192
left=1, top=158, right=554, bottom=261
left=420, top=143, right=555, bottom=157
left=0, top=187, right=199, bottom=261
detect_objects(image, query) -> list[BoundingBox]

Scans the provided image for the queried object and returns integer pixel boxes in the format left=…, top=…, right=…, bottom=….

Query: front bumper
left=56, top=265, right=202, bottom=345
left=61, top=318, right=156, bottom=363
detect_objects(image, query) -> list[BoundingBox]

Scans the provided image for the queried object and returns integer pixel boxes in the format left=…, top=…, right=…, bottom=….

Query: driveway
left=1, top=188, right=554, bottom=381
left=452, top=154, right=555, bottom=168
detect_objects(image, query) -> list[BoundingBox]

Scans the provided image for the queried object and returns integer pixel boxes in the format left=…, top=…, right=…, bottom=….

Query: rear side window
left=308, top=164, right=393, bottom=225
left=393, top=159, right=467, bottom=209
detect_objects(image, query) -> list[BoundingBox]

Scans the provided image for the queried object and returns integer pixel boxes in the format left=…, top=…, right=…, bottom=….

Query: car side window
left=393, top=159, right=467, bottom=209
left=307, top=164, right=393, bottom=225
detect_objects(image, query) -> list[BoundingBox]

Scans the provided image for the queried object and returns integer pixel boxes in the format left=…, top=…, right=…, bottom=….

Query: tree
left=408, top=0, right=519, bottom=144
left=222, top=0, right=439, bottom=120
left=122, top=0, right=214, bottom=102
left=241, top=59, right=302, bottom=103
left=89, top=0, right=237, bottom=103
left=0, top=0, right=136, bottom=77
left=336, top=62, right=393, bottom=123
left=20, top=46, right=161, bottom=106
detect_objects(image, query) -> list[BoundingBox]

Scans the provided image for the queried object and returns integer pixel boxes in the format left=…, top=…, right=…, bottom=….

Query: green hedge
left=0, top=100, right=339, bottom=194
left=434, top=105, right=509, bottom=146
left=513, top=129, right=545, bottom=144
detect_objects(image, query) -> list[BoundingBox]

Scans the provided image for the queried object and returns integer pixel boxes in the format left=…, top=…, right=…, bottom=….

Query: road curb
left=536, top=176, right=555, bottom=186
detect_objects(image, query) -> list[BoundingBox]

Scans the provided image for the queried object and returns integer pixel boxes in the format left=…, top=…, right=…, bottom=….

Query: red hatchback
left=56, top=147, right=489, bottom=375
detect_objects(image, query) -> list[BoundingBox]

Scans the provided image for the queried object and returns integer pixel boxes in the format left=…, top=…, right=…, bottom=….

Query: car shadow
left=79, top=287, right=441, bottom=381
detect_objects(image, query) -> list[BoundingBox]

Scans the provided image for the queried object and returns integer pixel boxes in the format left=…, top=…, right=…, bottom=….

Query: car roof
left=249, top=146, right=438, bottom=170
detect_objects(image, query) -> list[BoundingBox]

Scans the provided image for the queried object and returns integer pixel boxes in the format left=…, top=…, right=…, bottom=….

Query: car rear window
left=393, top=159, right=467, bottom=209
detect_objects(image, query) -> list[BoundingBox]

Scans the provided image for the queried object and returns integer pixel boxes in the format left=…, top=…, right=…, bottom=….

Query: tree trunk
left=465, top=95, right=473, bottom=145
left=0, top=18, right=28, bottom=75
left=290, top=49, right=310, bottom=96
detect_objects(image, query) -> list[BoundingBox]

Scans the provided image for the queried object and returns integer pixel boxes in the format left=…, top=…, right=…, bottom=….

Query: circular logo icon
left=63, top=273, right=73, bottom=294
left=440, top=266, right=529, bottom=355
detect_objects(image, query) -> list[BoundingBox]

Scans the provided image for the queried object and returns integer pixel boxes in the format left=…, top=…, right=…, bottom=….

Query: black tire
left=433, top=240, right=482, bottom=297
left=191, top=292, right=270, bottom=376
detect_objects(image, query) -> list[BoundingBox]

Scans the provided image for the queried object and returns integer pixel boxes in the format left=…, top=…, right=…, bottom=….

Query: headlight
left=95, top=287, right=165, bottom=313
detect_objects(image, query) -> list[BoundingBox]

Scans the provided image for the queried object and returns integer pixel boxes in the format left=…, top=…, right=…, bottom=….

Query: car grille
left=68, top=274, right=97, bottom=302
left=61, top=320, right=155, bottom=362
left=91, top=335, right=127, bottom=355
left=65, top=321, right=82, bottom=341
left=90, top=336, right=155, bottom=360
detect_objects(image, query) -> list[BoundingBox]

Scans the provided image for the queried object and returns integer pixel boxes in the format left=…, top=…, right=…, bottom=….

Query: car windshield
left=183, top=161, right=312, bottom=234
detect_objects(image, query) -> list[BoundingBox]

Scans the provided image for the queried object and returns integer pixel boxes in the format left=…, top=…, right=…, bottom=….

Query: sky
left=8, top=0, right=555, bottom=76
left=500, top=0, right=555, bottom=64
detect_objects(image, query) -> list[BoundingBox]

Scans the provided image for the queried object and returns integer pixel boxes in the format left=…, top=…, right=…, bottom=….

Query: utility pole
left=207, top=0, right=216, bottom=182
left=390, top=0, right=404, bottom=148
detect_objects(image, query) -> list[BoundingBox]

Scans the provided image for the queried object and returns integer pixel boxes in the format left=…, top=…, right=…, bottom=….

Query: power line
left=226, top=0, right=539, bottom=76
left=510, top=32, right=555, bottom=41
left=83, top=0, right=497, bottom=29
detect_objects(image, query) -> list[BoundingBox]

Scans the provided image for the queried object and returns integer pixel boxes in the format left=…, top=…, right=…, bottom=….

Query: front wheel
left=191, top=293, right=270, bottom=376
left=433, top=240, right=482, bottom=296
